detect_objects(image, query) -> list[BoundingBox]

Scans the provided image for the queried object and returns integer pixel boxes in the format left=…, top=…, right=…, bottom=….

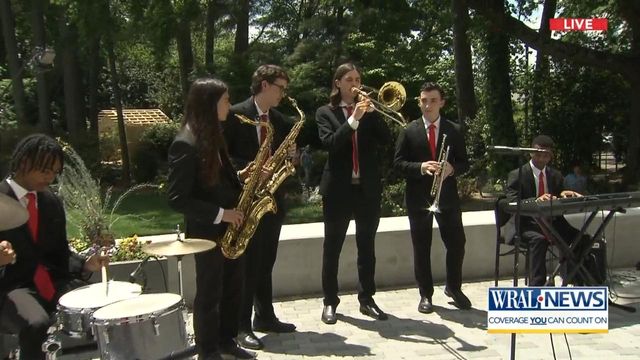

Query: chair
left=493, top=196, right=530, bottom=286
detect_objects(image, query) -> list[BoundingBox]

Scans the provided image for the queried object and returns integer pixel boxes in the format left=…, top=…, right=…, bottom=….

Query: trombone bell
left=352, top=81, right=407, bottom=128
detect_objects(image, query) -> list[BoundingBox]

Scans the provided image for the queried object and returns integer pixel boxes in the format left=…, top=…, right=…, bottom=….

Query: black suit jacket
left=394, top=117, right=469, bottom=212
left=505, top=162, right=572, bottom=230
left=316, top=105, right=391, bottom=200
left=167, top=127, right=242, bottom=241
left=223, top=97, right=294, bottom=210
left=0, top=180, right=84, bottom=296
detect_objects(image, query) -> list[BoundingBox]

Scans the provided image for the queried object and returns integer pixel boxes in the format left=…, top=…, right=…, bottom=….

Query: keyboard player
left=505, top=135, right=594, bottom=286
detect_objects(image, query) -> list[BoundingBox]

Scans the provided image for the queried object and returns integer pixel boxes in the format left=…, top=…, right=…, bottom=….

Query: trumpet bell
left=378, top=81, right=406, bottom=111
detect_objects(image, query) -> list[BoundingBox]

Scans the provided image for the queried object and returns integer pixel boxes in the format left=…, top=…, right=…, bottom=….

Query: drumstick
left=102, top=264, right=108, bottom=296
left=100, top=247, right=109, bottom=296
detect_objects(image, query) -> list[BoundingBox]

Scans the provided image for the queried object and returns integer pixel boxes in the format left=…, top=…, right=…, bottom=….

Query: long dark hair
left=182, top=78, right=228, bottom=186
left=10, top=134, right=63, bottom=176
left=329, top=62, right=360, bottom=108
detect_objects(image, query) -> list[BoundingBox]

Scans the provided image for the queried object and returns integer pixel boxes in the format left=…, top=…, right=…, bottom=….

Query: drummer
left=0, top=134, right=108, bottom=359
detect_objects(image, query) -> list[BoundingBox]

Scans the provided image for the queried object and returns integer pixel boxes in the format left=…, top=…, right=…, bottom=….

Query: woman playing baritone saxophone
left=316, top=62, right=392, bottom=324
left=167, top=78, right=255, bottom=360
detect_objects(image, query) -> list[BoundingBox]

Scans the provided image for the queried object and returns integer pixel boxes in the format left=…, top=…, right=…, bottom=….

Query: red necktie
left=259, top=114, right=268, bottom=145
left=538, top=171, right=545, bottom=197
left=428, top=124, right=437, bottom=160
left=346, top=105, right=359, bottom=175
left=26, top=193, right=55, bottom=301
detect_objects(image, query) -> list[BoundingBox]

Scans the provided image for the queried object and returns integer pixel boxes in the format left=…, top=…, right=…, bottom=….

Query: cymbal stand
left=174, top=224, right=185, bottom=297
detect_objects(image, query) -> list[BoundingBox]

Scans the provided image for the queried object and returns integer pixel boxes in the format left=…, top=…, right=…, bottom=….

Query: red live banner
left=549, top=18, right=608, bottom=31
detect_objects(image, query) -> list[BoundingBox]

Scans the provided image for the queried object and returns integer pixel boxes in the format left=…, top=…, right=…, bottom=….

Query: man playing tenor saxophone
left=223, top=64, right=296, bottom=351
left=393, top=82, right=471, bottom=313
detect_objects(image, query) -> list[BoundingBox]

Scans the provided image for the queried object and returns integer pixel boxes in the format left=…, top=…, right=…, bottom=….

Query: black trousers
left=193, top=247, right=244, bottom=356
left=321, top=185, right=381, bottom=306
left=408, top=208, right=466, bottom=298
left=522, top=219, right=593, bottom=286
left=0, top=279, right=86, bottom=359
left=238, top=210, right=285, bottom=331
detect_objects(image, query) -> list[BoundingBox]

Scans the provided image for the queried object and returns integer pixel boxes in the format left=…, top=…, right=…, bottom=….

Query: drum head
left=93, top=293, right=182, bottom=320
left=58, top=281, right=142, bottom=309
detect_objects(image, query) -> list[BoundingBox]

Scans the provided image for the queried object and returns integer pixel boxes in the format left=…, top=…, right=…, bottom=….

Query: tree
left=451, top=0, right=477, bottom=126
left=482, top=0, right=518, bottom=176
left=30, top=0, right=52, bottom=133
left=0, top=0, right=28, bottom=126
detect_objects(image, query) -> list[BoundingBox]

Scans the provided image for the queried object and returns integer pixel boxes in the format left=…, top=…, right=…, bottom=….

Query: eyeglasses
left=270, top=82, right=287, bottom=94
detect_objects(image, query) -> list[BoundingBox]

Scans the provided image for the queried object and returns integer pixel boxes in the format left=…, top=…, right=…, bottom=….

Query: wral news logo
left=487, top=287, right=609, bottom=333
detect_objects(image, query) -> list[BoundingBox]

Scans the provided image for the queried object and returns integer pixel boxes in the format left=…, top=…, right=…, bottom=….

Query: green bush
left=381, top=181, right=406, bottom=217
left=132, top=122, right=180, bottom=182
left=138, top=122, right=180, bottom=160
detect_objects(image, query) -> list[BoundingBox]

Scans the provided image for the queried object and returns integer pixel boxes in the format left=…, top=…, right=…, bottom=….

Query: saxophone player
left=223, top=64, right=296, bottom=351
left=316, top=62, right=392, bottom=324
left=393, top=82, right=471, bottom=313
left=167, top=78, right=254, bottom=360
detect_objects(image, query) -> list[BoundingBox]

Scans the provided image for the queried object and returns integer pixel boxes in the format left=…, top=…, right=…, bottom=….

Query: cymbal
left=0, top=193, right=29, bottom=231
left=141, top=238, right=217, bottom=257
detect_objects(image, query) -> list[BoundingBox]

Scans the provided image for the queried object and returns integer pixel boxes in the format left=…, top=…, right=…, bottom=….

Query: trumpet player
left=394, top=82, right=471, bottom=313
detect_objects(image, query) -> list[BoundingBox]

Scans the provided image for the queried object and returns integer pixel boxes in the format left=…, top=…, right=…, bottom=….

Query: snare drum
left=57, top=281, right=142, bottom=338
left=92, top=293, right=188, bottom=359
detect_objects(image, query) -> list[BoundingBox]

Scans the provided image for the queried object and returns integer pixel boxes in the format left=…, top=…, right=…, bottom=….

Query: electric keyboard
left=502, top=191, right=640, bottom=217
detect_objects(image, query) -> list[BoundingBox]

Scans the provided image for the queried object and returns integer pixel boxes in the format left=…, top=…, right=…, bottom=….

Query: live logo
left=549, top=18, right=608, bottom=31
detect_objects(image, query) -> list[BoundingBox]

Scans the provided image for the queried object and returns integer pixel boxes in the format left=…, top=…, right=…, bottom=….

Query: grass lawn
left=65, top=190, right=494, bottom=239
left=66, top=191, right=183, bottom=239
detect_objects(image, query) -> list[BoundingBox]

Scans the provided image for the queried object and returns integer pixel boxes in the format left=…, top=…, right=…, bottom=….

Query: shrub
left=381, top=181, right=406, bottom=217
left=111, top=235, right=147, bottom=262
left=132, top=122, right=180, bottom=182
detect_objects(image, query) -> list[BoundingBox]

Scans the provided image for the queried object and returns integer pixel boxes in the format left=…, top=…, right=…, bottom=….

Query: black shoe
left=418, top=296, right=434, bottom=314
left=237, top=331, right=264, bottom=350
left=444, top=287, right=472, bottom=309
left=321, top=305, right=337, bottom=324
left=220, top=342, right=256, bottom=360
left=253, top=317, right=296, bottom=333
left=359, top=301, right=388, bottom=320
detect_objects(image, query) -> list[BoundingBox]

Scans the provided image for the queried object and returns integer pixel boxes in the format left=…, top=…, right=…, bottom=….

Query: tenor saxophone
left=220, top=114, right=276, bottom=259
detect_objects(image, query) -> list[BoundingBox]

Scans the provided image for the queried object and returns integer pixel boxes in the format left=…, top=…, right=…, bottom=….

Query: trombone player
left=316, top=62, right=392, bottom=324
left=393, top=82, right=471, bottom=313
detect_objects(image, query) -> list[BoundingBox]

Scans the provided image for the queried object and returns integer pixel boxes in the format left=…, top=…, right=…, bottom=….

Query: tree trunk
left=58, top=16, right=86, bottom=144
left=204, top=0, right=216, bottom=74
left=233, top=0, right=249, bottom=54
left=31, top=0, right=52, bottom=133
left=176, top=19, right=194, bottom=99
left=530, top=0, right=556, bottom=135
left=451, top=0, right=476, bottom=128
left=0, top=0, right=28, bottom=125
left=484, top=0, right=517, bottom=175
left=333, top=2, right=345, bottom=69
left=87, top=35, right=101, bottom=140
left=106, top=39, right=130, bottom=185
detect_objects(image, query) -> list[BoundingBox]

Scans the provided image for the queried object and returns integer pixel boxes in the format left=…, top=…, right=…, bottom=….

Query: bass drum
left=57, top=281, right=142, bottom=338
left=91, top=293, right=188, bottom=359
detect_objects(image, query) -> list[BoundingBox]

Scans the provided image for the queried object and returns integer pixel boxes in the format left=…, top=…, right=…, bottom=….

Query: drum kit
left=0, top=194, right=215, bottom=359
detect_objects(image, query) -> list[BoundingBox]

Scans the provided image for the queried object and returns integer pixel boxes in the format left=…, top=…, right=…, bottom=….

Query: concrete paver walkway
left=59, top=268, right=640, bottom=359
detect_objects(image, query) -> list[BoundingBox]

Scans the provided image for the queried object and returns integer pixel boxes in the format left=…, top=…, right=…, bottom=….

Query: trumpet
left=351, top=81, right=407, bottom=128
left=427, top=134, right=449, bottom=213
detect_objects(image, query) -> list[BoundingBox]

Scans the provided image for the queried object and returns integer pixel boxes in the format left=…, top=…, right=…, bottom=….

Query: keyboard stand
left=535, top=207, right=636, bottom=313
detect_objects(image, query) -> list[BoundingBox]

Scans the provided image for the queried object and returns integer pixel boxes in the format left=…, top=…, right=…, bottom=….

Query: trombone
left=351, top=81, right=407, bottom=128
